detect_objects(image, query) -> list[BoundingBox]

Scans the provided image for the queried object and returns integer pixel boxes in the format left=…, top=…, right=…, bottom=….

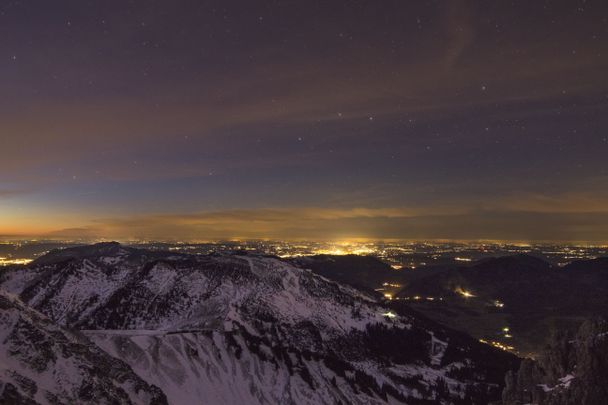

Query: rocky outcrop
left=502, top=318, right=608, bottom=405
left=0, top=292, right=168, bottom=405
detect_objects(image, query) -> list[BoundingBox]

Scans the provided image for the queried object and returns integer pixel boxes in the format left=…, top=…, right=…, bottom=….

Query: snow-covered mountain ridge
left=0, top=243, right=519, bottom=404
left=0, top=291, right=167, bottom=404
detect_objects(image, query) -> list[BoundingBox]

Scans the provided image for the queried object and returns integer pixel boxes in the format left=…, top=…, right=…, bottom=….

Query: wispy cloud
left=487, top=192, right=608, bottom=214
left=41, top=196, right=608, bottom=242
left=0, top=189, right=28, bottom=199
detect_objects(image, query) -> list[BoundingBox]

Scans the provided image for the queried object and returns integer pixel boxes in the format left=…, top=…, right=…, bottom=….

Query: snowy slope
left=0, top=243, right=518, bottom=404
left=0, top=291, right=167, bottom=405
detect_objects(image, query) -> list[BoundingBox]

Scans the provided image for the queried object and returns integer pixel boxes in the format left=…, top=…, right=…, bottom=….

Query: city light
left=478, top=339, right=515, bottom=352
left=382, top=282, right=402, bottom=288
left=455, top=288, right=475, bottom=298
left=0, top=258, right=33, bottom=266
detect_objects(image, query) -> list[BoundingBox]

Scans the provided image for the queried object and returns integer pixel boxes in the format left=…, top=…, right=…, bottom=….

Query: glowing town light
left=455, top=287, right=475, bottom=298
left=383, top=293, right=393, bottom=300
left=383, top=311, right=397, bottom=319
left=382, top=282, right=402, bottom=288
left=478, top=339, right=515, bottom=352
left=0, top=258, right=33, bottom=266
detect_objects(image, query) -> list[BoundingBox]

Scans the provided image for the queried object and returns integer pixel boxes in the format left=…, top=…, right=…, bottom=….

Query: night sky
left=1, top=1, right=608, bottom=242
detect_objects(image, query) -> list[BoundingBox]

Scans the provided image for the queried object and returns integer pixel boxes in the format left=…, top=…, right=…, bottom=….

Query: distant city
left=1, top=239, right=606, bottom=269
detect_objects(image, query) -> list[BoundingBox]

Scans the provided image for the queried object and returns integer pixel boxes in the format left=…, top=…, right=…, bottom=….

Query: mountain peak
left=32, top=241, right=126, bottom=265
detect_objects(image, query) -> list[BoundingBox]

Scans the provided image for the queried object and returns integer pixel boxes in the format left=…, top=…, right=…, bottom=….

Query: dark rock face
left=0, top=292, right=168, bottom=405
left=502, top=318, right=608, bottom=405
left=0, top=381, right=39, bottom=405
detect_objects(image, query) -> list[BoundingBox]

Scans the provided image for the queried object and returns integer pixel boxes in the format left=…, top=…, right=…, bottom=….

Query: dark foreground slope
left=502, top=318, right=608, bottom=405
left=1, top=243, right=519, bottom=404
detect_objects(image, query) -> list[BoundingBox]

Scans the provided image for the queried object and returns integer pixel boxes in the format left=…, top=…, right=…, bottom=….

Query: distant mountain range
left=0, top=242, right=518, bottom=404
